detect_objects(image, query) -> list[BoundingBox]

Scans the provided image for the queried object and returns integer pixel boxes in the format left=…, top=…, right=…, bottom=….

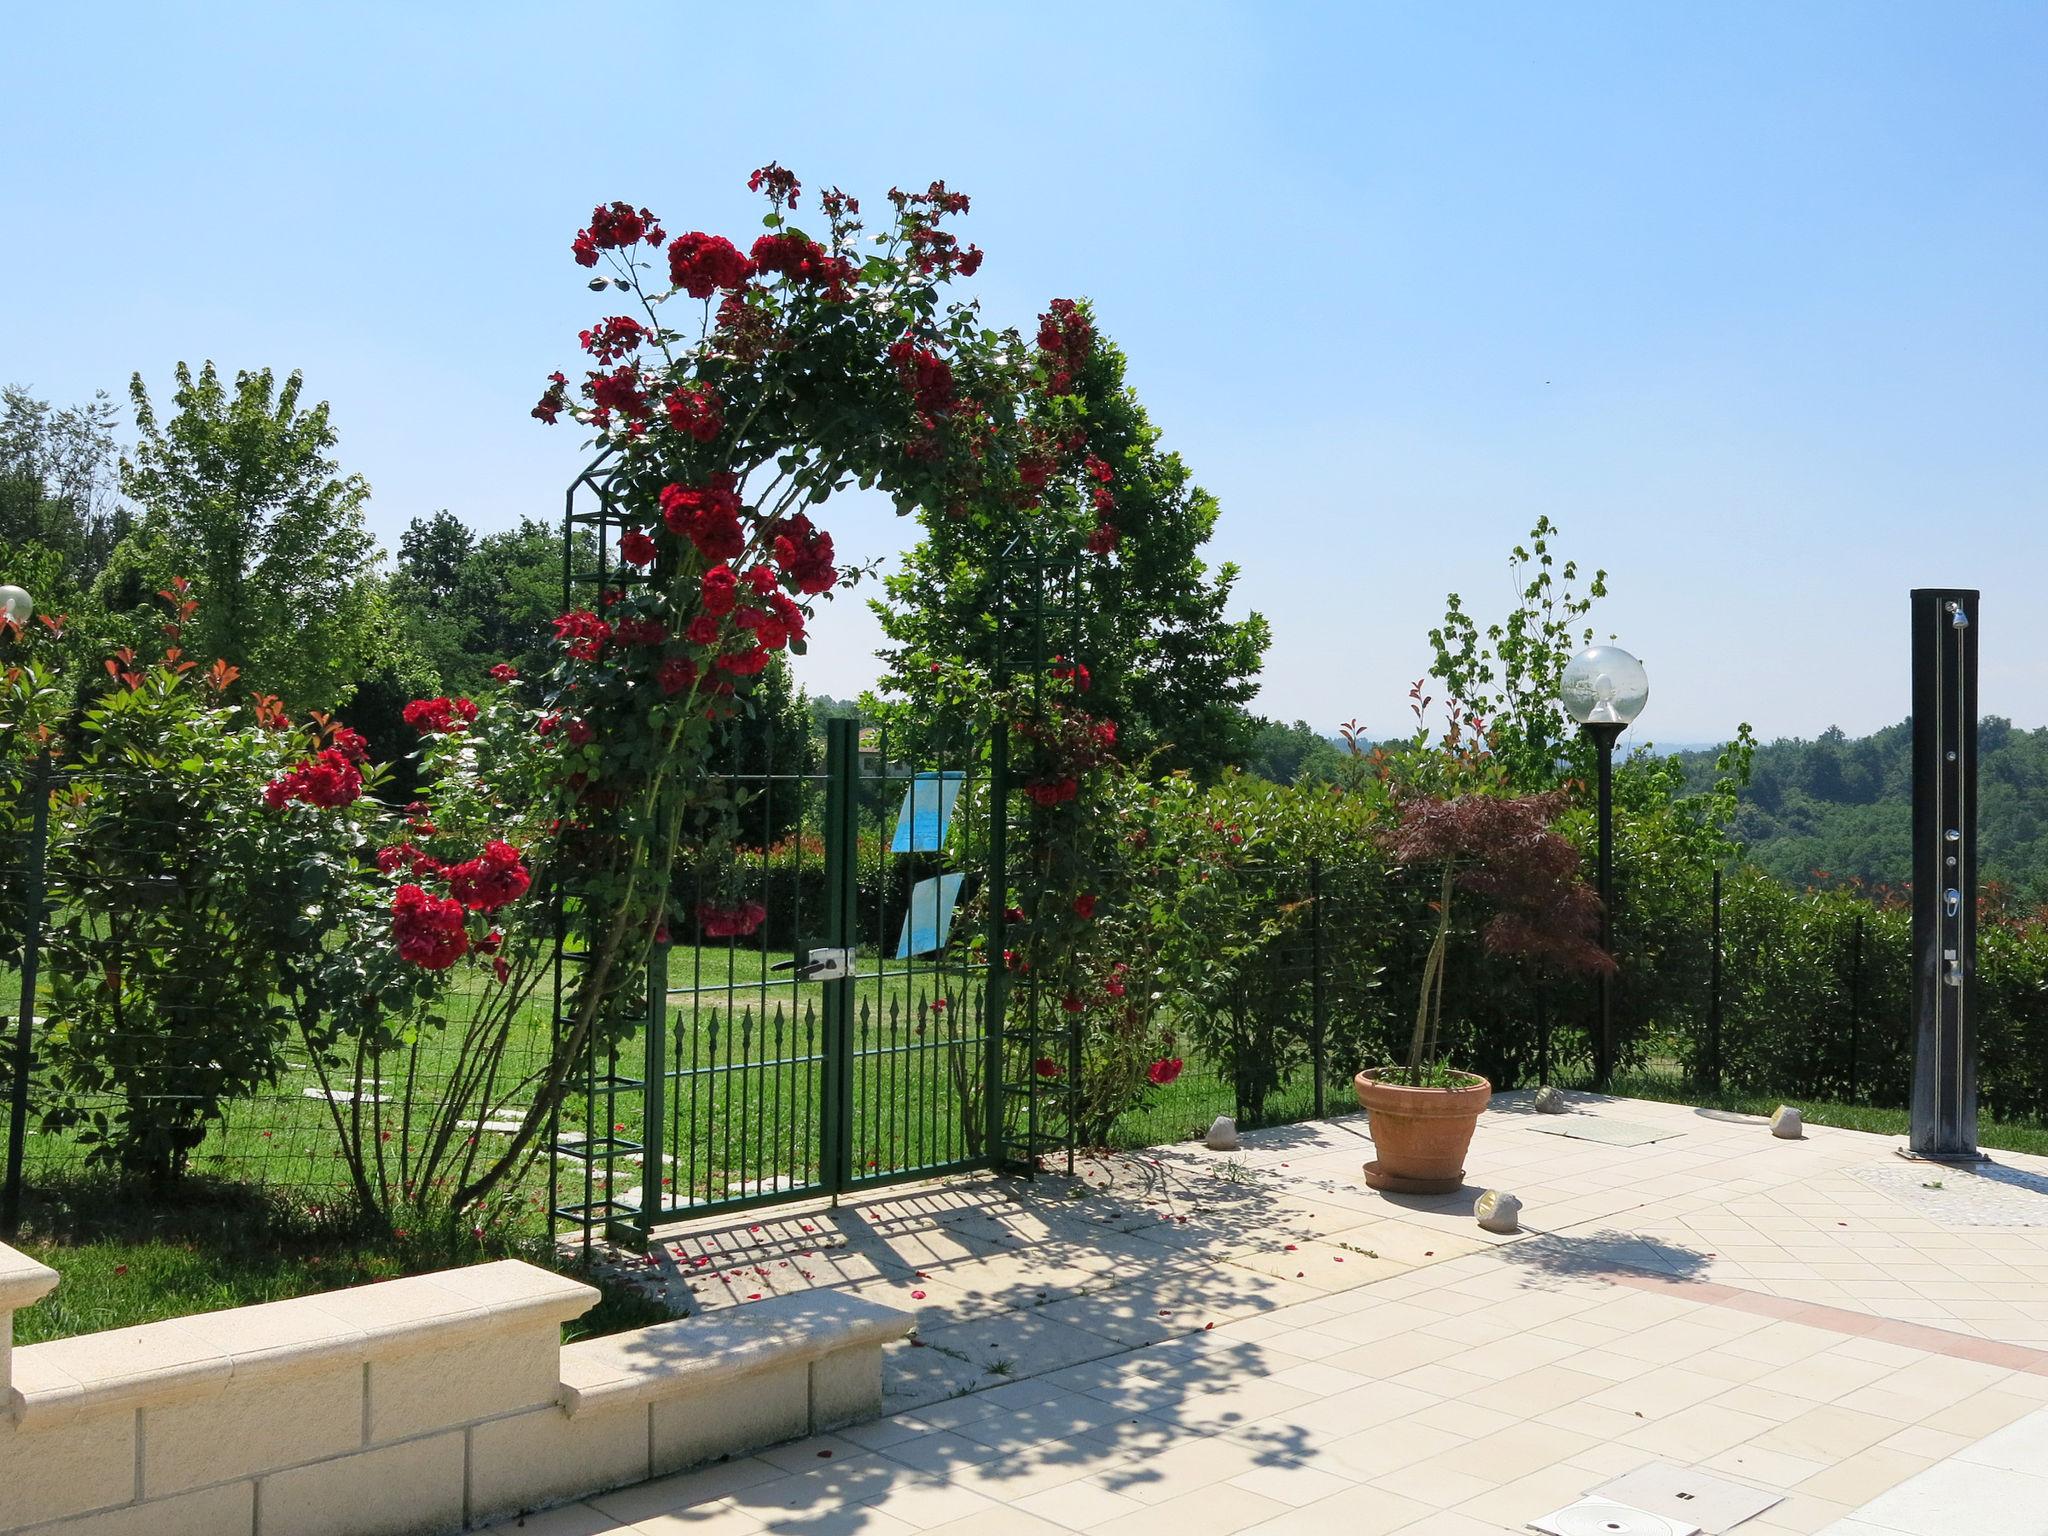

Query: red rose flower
left=664, top=385, right=724, bottom=443
left=579, top=315, right=648, bottom=364
left=488, top=662, right=520, bottom=682
left=1085, top=524, right=1120, bottom=556
left=701, top=565, right=738, bottom=617
left=659, top=476, right=745, bottom=561
left=1073, top=894, right=1096, bottom=920
left=658, top=657, right=698, bottom=696
left=1032, top=1057, right=1064, bottom=1080
left=392, top=883, right=469, bottom=970
left=666, top=232, right=754, bottom=298
left=263, top=748, right=363, bottom=810
left=444, top=841, right=531, bottom=914
left=696, top=899, right=768, bottom=938
left=771, top=513, right=837, bottom=595
left=619, top=528, right=657, bottom=566
left=687, top=614, right=721, bottom=647
left=552, top=610, right=613, bottom=661
left=1147, top=1057, right=1184, bottom=1087
left=402, top=696, right=474, bottom=736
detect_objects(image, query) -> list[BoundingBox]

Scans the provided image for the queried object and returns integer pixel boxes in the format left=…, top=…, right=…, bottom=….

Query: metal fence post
left=1309, top=856, right=1327, bottom=1120
left=638, top=941, right=669, bottom=1242
left=1849, top=914, right=1864, bottom=1101
left=1705, top=867, right=1723, bottom=1093
left=820, top=718, right=858, bottom=1196
left=4, top=751, right=51, bottom=1237
left=983, top=722, right=1009, bottom=1169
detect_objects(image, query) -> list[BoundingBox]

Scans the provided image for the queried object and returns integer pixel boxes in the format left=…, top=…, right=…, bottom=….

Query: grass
left=1607, top=1070, right=2048, bottom=1158
left=4, top=1175, right=670, bottom=1347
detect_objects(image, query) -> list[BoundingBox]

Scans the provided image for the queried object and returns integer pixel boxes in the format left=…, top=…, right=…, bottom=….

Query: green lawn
left=4, top=1176, right=668, bottom=1347
left=1605, top=1069, right=2048, bottom=1158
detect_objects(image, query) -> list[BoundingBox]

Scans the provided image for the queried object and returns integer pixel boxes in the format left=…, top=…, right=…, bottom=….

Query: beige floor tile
left=1793, top=1444, right=1933, bottom=1506
left=1095, top=1481, right=1287, bottom=1536
left=626, top=1501, right=770, bottom=1535
left=1750, top=1403, right=1903, bottom=1462
left=1450, top=1460, right=1601, bottom=1525
left=855, top=1475, right=1007, bottom=1529
left=1226, top=1458, right=1357, bottom=1507
left=1312, top=1420, right=1468, bottom=1482
left=1583, top=1365, right=1728, bottom=1420
left=916, top=1510, right=1076, bottom=1536
left=1619, top=1400, right=1779, bottom=1461
left=1017, top=1477, right=1153, bottom=1526
left=1238, top=1485, right=1434, bottom=1535
left=1462, top=1364, right=1615, bottom=1420
left=1702, top=1441, right=1830, bottom=1488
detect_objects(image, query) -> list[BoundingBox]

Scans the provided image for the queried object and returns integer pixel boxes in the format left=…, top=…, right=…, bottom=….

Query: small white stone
left=1771, top=1105, right=1804, bottom=1139
left=1474, top=1189, right=1522, bottom=1233
left=1205, top=1115, right=1240, bottom=1151
left=1532, top=1085, right=1568, bottom=1114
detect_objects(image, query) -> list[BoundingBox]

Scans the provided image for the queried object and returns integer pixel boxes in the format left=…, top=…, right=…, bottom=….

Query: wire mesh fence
left=17, top=734, right=2048, bottom=1244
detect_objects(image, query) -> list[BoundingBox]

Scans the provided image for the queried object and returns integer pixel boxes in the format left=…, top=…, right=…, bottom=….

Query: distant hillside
left=1675, top=719, right=2048, bottom=902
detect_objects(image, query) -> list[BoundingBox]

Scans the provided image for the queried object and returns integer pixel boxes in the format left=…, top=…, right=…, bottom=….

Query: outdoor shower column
left=1907, top=588, right=1981, bottom=1161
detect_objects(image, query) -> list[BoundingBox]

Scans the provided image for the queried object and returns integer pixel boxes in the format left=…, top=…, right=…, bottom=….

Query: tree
left=384, top=514, right=576, bottom=695
left=113, top=363, right=377, bottom=713
left=0, top=384, right=129, bottom=596
left=872, top=303, right=1268, bottom=778
left=1243, top=717, right=1345, bottom=785
left=1428, top=516, right=1607, bottom=791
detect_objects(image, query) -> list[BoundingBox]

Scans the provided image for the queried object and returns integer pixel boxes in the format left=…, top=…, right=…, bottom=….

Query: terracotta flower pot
left=1353, top=1067, right=1491, bottom=1195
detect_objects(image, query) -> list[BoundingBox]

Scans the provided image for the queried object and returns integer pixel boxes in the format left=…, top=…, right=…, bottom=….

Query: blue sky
left=4, top=2, right=2044, bottom=745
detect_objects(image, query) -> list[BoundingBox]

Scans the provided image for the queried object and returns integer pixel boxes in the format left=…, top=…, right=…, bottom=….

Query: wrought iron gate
left=547, top=456, right=1083, bottom=1248
left=549, top=711, right=1007, bottom=1245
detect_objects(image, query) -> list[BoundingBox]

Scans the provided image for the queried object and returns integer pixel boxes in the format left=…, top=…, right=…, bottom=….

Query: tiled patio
left=514, top=1092, right=2048, bottom=1535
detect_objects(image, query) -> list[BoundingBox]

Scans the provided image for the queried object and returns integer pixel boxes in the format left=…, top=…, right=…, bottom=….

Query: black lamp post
left=1561, top=644, right=1649, bottom=1091
left=1, top=582, right=37, bottom=1236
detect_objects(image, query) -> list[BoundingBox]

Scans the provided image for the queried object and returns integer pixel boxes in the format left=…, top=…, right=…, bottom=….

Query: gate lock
left=774, top=947, right=857, bottom=982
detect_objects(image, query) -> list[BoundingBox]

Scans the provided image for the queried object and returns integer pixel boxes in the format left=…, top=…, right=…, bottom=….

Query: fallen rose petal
left=911, top=1290, right=926, bottom=1299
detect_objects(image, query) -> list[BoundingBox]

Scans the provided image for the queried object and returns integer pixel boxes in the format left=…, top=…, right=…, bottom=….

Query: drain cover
left=1593, top=1462, right=1782, bottom=1532
left=1529, top=1499, right=1699, bottom=1536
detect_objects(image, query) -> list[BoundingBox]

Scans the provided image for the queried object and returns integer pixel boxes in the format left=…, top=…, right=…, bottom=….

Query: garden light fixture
left=1560, top=643, right=1647, bottom=1088
left=1560, top=644, right=1649, bottom=728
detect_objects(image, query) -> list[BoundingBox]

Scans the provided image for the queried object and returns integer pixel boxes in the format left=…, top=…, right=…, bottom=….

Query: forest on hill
left=1673, top=719, right=2048, bottom=903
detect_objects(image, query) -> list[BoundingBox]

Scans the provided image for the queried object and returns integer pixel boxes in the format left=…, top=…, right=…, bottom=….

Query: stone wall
left=0, top=1241, right=911, bottom=1535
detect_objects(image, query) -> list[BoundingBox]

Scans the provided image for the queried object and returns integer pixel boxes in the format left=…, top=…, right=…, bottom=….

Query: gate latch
left=778, top=947, right=857, bottom=981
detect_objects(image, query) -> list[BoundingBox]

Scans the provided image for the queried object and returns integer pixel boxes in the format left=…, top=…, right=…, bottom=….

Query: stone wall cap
left=558, top=1290, right=914, bottom=1416
left=0, top=1241, right=60, bottom=1313
left=7, top=1259, right=595, bottom=1429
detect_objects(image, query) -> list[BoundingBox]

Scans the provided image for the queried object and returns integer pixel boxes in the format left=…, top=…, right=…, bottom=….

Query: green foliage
left=37, top=650, right=384, bottom=1185
left=1104, top=769, right=1392, bottom=1122
left=873, top=308, right=1269, bottom=778
left=1678, top=717, right=2048, bottom=903
left=115, top=363, right=377, bottom=713
left=1241, top=718, right=1345, bottom=785
left=383, top=513, right=573, bottom=695
left=1428, top=515, right=1607, bottom=790
left=6, top=1176, right=668, bottom=1347
left=1, top=384, right=128, bottom=600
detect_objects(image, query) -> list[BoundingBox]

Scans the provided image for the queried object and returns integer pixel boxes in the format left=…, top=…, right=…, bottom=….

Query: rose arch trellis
left=436, top=170, right=1134, bottom=1246
left=543, top=446, right=1099, bottom=1246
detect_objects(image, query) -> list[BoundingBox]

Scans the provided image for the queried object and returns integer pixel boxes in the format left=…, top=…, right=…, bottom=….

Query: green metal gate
left=548, top=456, right=1083, bottom=1248
left=551, top=710, right=1011, bottom=1243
